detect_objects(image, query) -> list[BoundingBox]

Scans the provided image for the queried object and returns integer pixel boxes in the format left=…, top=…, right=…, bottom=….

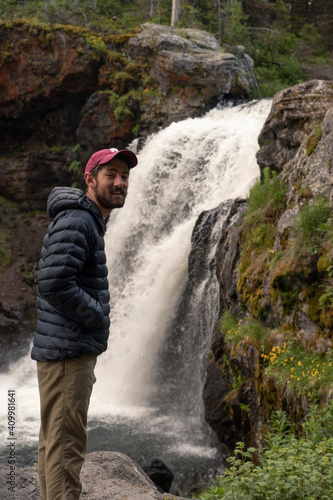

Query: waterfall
left=0, top=99, right=272, bottom=493
left=91, top=98, right=272, bottom=412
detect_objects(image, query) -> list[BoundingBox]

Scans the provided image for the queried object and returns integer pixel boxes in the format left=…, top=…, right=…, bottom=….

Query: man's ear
left=84, top=172, right=96, bottom=188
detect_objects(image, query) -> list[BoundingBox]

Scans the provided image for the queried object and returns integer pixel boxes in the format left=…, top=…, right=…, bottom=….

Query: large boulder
left=128, top=24, right=255, bottom=133
left=128, top=23, right=253, bottom=98
left=0, top=451, right=190, bottom=500
left=256, top=79, right=333, bottom=176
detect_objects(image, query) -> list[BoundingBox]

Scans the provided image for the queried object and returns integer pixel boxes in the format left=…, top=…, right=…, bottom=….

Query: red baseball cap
left=85, top=148, right=138, bottom=173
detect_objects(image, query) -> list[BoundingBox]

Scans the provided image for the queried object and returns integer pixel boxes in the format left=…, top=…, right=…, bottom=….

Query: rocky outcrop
left=128, top=24, right=254, bottom=134
left=128, top=24, right=252, bottom=98
left=0, top=451, right=190, bottom=500
left=202, top=79, right=333, bottom=455
left=256, top=79, right=333, bottom=177
left=0, top=20, right=254, bottom=157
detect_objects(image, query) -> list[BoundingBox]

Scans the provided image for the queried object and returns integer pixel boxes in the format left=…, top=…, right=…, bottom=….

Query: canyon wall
left=202, top=79, right=333, bottom=453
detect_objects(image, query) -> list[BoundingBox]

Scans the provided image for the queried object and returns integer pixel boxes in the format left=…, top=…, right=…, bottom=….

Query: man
left=31, top=147, right=138, bottom=500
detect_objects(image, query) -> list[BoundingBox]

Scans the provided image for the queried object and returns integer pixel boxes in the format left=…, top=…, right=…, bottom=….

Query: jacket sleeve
left=37, top=212, right=105, bottom=328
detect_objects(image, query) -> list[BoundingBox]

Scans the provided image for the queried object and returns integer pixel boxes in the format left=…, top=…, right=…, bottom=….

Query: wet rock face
left=0, top=24, right=100, bottom=151
left=0, top=149, right=79, bottom=210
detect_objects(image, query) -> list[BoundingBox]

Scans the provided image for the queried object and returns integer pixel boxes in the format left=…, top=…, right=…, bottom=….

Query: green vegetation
left=238, top=168, right=333, bottom=330
left=68, top=160, right=81, bottom=174
left=0, top=194, right=19, bottom=213
left=263, top=341, right=333, bottom=400
left=245, top=168, right=287, bottom=218
left=238, top=168, right=288, bottom=318
left=305, top=124, right=323, bottom=156
left=0, top=0, right=332, bottom=97
left=193, top=402, right=333, bottom=499
left=102, top=89, right=142, bottom=122
left=0, top=228, right=12, bottom=269
left=292, top=196, right=331, bottom=256
left=319, top=265, right=333, bottom=311
left=229, top=164, right=332, bottom=412
left=221, top=310, right=268, bottom=349
left=43, top=144, right=67, bottom=154
left=220, top=309, right=333, bottom=401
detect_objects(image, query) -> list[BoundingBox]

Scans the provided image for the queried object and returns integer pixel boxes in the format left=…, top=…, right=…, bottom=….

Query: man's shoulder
left=54, top=207, right=97, bottom=232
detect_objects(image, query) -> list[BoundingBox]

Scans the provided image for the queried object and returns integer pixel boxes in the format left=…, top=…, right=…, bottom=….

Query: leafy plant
left=193, top=402, right=333, bottom=499
left=71, top=144, right=81, bottom=154
left=103, top=90, right=141, bottom=122
left=68, top=160, right=82, bottom=174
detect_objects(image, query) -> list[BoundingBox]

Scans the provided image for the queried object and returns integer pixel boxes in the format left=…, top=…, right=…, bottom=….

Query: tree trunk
left=216, top=0, right=222, bottom=42
left=171, top=0, right=180, bottom=26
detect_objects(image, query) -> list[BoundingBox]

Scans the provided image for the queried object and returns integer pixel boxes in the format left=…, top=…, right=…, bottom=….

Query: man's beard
left=93, top=184, right=126, bottom=210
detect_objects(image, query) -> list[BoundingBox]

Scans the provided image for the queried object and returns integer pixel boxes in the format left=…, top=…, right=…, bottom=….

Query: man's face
left=86, top=158, right=130, bottom=216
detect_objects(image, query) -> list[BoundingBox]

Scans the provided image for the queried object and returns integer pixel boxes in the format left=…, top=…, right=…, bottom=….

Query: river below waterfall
left=0, top=99, right=272, bottom=496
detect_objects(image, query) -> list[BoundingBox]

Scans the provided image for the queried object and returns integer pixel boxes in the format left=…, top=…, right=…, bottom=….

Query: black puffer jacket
left=31, top=187, right=110, bottom=362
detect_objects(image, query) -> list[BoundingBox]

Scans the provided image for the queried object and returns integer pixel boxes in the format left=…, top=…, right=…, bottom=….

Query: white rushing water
left=0, top=99, right=272, bottom=491
left=90, top=98, right=272, bottom=412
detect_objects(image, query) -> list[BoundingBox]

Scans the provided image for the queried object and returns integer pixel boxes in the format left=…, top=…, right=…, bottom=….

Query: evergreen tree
left=312, top=0, right=333, bottom=51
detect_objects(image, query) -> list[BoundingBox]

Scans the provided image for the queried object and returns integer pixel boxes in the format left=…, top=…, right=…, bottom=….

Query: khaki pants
left=37, top=356, right=97, bottom=500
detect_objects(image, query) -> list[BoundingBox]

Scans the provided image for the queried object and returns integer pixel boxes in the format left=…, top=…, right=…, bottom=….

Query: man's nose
left=113, top=174, right=124, bottom=187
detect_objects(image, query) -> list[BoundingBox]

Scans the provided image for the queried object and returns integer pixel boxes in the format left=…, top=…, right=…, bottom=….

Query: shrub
left=193, top=402, right=333, bottom=499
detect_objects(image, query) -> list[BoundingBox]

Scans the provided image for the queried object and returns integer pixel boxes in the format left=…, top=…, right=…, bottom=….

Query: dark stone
left=142, top=459, right=174, bottom=493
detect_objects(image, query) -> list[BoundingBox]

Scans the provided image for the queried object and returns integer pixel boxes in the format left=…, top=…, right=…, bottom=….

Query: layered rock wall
left=202, top=79, right=333, bottom=454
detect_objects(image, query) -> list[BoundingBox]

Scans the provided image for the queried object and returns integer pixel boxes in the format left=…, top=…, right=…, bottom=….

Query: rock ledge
left=0, top=451, right=190, bottom=500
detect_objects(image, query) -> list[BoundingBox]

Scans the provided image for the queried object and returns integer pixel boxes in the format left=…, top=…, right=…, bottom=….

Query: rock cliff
left=201, top=79, right=333, bottom=454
